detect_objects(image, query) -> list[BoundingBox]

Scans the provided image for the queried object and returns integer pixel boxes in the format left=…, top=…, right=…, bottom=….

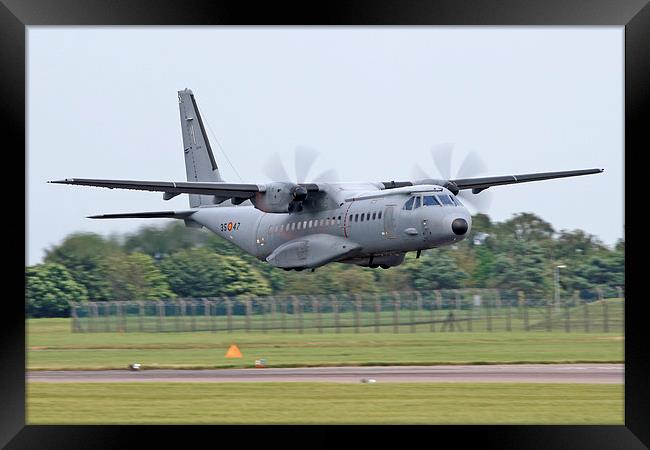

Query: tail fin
left=178, top=89, right=224, bottom=207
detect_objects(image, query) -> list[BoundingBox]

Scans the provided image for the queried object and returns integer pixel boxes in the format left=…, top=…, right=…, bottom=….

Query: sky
left=27, top=27, right=624, bottom=265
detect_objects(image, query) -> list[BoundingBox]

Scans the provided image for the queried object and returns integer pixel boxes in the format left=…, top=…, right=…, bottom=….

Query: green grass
left=28, top=318, right=623, bottom=370
left=27, top=382, right=623, bottom=424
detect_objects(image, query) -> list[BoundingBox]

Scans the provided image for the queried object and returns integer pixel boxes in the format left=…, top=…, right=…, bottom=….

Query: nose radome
left=452, top=218, right=468, bottom=235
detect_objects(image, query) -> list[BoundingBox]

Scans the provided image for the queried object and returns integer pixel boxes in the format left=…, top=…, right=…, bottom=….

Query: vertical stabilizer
left=178, top=89, right=224, bottom=207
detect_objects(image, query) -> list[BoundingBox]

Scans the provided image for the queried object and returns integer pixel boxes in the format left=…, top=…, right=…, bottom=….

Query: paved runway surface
left=29, top=364, right=623, bottom=384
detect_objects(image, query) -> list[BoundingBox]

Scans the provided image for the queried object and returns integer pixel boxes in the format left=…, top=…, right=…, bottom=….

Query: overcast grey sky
left=27, top=27, right=623, bottom=265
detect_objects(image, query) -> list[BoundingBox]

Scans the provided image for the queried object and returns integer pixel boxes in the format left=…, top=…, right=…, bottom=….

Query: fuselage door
left=383, top=205, right=397, bottom=239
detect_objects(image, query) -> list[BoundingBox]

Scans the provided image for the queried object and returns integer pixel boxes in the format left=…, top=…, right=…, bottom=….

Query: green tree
left=472, top=244, right=496, bottom=288
left=44, top=233, right=121, bottom=301
left=160, top=248, right=271, bottom=297
left=104, top=252, right=173, bottom=301
left=122, top=222, right=207, bottom=258
left=26, top=263, right=88, bottom=317
left=406, top=249, right=468, bottom=290
left=492, top=240, right=549, bottom=298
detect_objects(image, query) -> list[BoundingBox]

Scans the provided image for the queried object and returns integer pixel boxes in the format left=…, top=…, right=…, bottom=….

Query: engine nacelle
left=251, top=182, right=307, bottom=213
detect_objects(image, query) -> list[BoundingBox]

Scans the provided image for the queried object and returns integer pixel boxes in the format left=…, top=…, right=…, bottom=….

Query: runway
left=28, top=364, right=623, bottom=384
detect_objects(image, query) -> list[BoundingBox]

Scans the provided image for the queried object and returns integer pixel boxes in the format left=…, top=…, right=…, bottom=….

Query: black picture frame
left=4, top=0, right=648, bottom=447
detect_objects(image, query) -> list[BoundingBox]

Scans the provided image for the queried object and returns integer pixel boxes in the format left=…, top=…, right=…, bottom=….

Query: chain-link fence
left=69, top=287, right=624, bottom=334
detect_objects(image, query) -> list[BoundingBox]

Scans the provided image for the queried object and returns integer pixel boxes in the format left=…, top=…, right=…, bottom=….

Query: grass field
left=28, top=318, right=623, bottom=370
left=27, top=382, right=623, bottom=424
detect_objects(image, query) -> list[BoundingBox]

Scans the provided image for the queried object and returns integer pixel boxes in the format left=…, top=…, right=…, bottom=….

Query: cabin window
left=449, top=195, right=462, bottom=206
left=414, top=196, right=421, bottom=209
left=338, top=215, right=342, bottom=223
left=360, top=213, right=365, bottom=222
left=372, top=212, right=377, bottom=220
left=354, top=214, right=359, bottom=222
left=303, top=221, right=308, bottom=229
left=423, top=195, right=441, bottom=207
left=291, top=223, right=295, bottom=231
left=438, top=195, right=454, bottom=206
left=378, top=211, right=382, bottom=219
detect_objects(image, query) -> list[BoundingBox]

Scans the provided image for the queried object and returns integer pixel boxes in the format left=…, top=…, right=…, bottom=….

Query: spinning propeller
left=413, top=143, right=493, bottom=213
left=263, top=147, right=340, bottom=212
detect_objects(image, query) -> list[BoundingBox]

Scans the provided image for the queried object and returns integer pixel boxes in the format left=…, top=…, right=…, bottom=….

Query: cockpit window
left=437, top=195, right=454, bottom=206
left=403, top=196, right=415, bottom=210
left=450, top=195, right=462, bottom=207
left=414, top=196, right=421, bottom=209
left=423, top=195, right=441, bottom=207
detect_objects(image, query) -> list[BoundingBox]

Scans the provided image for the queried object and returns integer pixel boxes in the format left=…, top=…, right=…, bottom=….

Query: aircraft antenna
left=201, top=108, right=244, bottom=182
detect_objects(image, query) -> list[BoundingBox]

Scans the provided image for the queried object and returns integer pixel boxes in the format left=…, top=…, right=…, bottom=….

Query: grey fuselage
left=190, top=182, right=472, bottom=268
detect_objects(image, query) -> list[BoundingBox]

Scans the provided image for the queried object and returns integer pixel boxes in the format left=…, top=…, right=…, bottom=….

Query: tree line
left=26, top=212, right=624, bottom=317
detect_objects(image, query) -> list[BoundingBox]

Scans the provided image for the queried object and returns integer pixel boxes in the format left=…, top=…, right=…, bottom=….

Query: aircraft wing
left=86, top=210, right=197, bottom=219
left=49, top=178, right=264, bottom=199
left=450, top=168, right=604, bottom=192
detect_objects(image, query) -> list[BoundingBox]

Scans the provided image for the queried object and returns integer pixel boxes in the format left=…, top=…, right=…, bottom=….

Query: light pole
left=555, top=264, right=567, bottom=312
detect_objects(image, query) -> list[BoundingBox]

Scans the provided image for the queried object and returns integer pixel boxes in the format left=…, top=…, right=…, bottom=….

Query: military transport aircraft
left=51, top=89, right=603, bottom=271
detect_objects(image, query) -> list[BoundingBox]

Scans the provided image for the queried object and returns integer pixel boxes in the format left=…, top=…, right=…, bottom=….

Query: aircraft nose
left=451, top=218, right=468, bottom=235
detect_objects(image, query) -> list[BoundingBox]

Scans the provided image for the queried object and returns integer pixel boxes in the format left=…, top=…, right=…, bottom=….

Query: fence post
left=104, top=302, right=110, bottom=332
left=415, top=291, right=423, bottom=333
left=546, top=297, right=552, bottom=332
left=280, top=297, right=287, bottom=333
left=495, top=290, right=501, bottom=332
left=564, top=293, right=572, bottom=333
left=312, top=296, right=322, bottom=334
left=242, top=297, right=250, bottom=332
left=180, top=299, right=187, bottom=332
left=174, top=300, right=180, bottom=332
left=332, top=294, right=340, bottom=333
left=138, top=301, right=144, bottom=332
left=453, top=290, right=462, bottom=332
left=465, top=292, right=472, bottom=333
left=374, top=294, right=381, bottom=333
left=92, top=302, right=100, bottom=333
left=393, top=292, right=401, bottom=334
left=201, top=298, right=211, bottom=333
left=157, top=301, right=164, bottom=332
left=293, top=296, right=303, bottom=334
left=225, top=297, right=233, bottom=333
left=409, top=293, right=416, bottom=333
left=598, top=287, right=608, bottom=333
left=434, top=290, right=443, bottom=332
left=517, top=291, right=527, bottom=331
left=190, top=300, right=197, bottom=332
left=583, top=297, right=590, bottom=333
left=261, top=298, right=267, bottom=334
left=354, top=294, right=362, bottom=334
left=115, top=301, right=124, bottom=333
left=485, top=294, right=491, bottom=333
left=270, top=296, right=277, bottom=332
left=70, top=302, right=79, bottom=333
left=429, top=294, right=435, bottom=333
left=504, top=291, right=511, bottom=332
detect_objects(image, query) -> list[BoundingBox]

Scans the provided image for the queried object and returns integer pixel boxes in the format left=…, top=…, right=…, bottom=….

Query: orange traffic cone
left=225, top=344, right=243, bottom=358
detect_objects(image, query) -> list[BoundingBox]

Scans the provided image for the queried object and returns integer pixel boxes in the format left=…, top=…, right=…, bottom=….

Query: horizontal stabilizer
left=87, top=210, right=197, bottom=219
